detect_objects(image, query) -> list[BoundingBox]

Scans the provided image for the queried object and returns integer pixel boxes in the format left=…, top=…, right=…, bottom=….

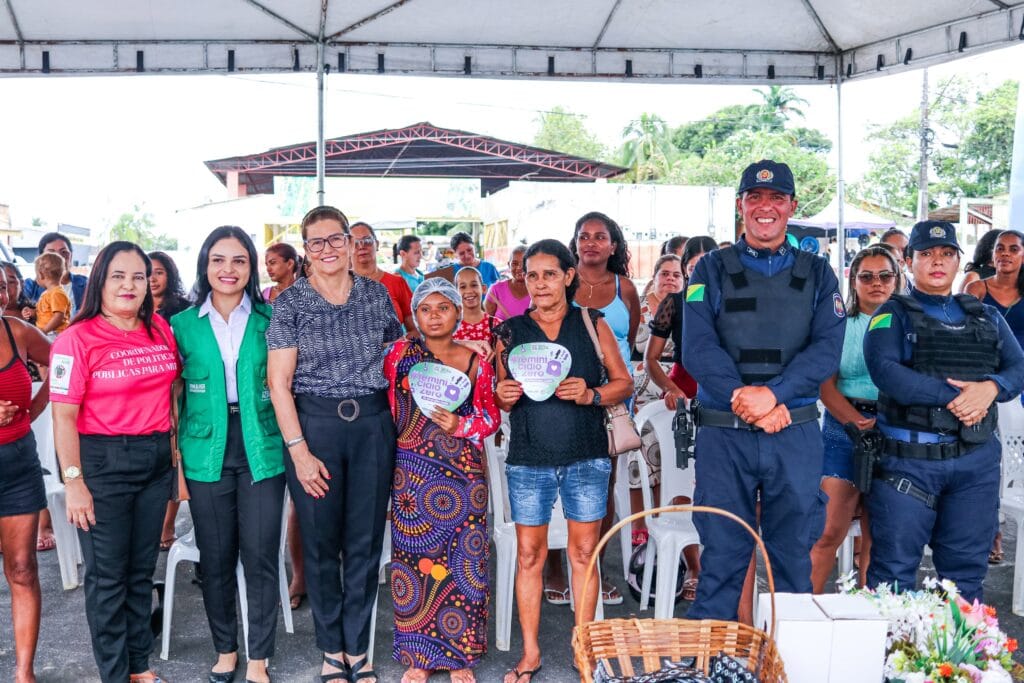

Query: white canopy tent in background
left=2, top=0, right=1024, bottom=270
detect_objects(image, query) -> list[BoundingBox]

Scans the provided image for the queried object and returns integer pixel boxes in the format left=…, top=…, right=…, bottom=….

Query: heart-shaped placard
left=508, top=342, right=572, bottom=401
left=409, top=362, right=472, bottom=415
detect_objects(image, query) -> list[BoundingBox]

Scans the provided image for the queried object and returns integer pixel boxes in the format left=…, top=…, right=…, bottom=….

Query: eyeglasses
left=304, top=233, right=349, bottom=253
left=352, top=237, right=376, bottom=248
left=856, top=270, right=896, bottom=284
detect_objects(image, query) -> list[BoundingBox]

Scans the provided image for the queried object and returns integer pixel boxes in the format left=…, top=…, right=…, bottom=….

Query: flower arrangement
left=839, top=574, right=1021, bottom=683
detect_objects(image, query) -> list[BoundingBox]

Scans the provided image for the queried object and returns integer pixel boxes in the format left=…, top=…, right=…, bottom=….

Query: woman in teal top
left=171, top=226, right=284, bottom=683
left=810, top=246, right=899, bottom=592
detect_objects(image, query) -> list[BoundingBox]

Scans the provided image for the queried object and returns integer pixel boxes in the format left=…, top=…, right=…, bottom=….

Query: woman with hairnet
left=383, top=277, right=500, bottom=683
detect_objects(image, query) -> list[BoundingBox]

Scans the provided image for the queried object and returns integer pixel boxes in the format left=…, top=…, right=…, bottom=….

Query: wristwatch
left=591, top=389, right=602, bottom=407
left=63, top=465, right=82, bottom=481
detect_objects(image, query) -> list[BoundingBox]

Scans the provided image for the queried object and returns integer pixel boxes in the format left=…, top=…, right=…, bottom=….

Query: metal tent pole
left=835, top=55, right=846, bottom=296
left=316, top=40, right=326, bottom=206
left=1009, top=76, right=1024, bottom=230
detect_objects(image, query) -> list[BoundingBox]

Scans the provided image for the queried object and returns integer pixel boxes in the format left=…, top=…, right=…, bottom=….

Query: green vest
left=170, top=302, right=284, bottom=483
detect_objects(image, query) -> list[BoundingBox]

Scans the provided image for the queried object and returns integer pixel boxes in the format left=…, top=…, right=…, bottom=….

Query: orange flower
left=1007, top=637, right=1018, bottom=653
left=938, top=662, right=953, bottom=677
left=985, top=605, right=997, bottom=618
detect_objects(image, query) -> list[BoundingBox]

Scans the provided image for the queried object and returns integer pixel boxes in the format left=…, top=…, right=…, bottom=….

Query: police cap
left=907, top=220, right=962, bottom=253
left=738, top=159, right=796, bottom=197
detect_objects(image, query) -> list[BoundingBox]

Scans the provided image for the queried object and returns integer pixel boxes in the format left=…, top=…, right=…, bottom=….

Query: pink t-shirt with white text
left=49, top=315, right=180, bottom=436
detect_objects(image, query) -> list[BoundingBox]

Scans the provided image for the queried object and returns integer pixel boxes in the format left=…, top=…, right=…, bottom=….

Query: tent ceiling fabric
left=2, top=0, right=1022, bottom=83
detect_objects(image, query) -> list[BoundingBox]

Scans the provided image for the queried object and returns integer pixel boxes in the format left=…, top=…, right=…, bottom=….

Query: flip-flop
left=160, top=536, right=176, bottom=551
left=989, top=548, right=1004, bottom=565
left=682, top=577, right=699, bottom=602
left=289, top=592, right=306, bottom=609
left=504, top=662, right=542, bottom=683
left=601, top=584, right=624, bottom=606
left=543, top=585, right=570, bottom=605
left=36, top=534, right=56, bottom=551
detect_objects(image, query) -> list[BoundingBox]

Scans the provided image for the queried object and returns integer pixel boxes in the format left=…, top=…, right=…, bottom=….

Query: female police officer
left=864, top=221, right=1024, bottom=602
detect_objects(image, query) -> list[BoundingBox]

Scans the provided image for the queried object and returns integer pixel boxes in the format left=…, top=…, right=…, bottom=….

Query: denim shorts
left=821, top=410, right=872, bottom=483
left=0, top=431, right=46, bottom=518
left=505, top=458, right=612, bottom=526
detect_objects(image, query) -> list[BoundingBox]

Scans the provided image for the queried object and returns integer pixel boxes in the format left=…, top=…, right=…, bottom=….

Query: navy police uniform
left=864, top=221, right=1024, bottom=602
left=683, top=161, right=846, bottom=620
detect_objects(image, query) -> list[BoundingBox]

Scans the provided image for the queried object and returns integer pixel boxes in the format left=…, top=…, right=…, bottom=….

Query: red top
left=453, top=315, right=496, bottom=343
left=0, top=318, right=32, bottom=444
left=49, top=315, right=180, bottom=436
left=379, top=272, right=413, bottom=325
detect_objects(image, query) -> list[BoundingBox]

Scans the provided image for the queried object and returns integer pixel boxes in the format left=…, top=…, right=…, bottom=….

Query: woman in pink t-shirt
left=484, top=245, right=531, bottom=322
left=51, top=242, right=180, bottom=683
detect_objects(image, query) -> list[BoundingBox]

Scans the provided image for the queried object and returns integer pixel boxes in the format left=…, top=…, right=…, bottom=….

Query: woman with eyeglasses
left=809, top=246, right=898, bottom=591
left=267, top=206, right=403, bottom=683
left=350, top=222, right=416, bottom=333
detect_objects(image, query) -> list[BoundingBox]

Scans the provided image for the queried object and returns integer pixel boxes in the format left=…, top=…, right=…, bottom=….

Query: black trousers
left=78, top=432, right=172, bottom=683
left=188, top=412, right=285, bottom=660
left=288, top=392, right=395, bottom=655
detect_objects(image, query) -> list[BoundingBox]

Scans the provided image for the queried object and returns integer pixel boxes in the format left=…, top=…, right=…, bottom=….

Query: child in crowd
left=453, top=266, right=496, bottom=342
left=33, top=252, right=70, bottom=335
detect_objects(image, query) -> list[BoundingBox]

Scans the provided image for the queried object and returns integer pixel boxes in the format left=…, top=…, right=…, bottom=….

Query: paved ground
left=3, top=516, right=1024, bottom=683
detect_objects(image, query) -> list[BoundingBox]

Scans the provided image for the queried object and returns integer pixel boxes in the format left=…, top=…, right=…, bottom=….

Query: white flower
left=901, top=672, right=927, bottom=683
left=979, top=661, right=1012, bottom=682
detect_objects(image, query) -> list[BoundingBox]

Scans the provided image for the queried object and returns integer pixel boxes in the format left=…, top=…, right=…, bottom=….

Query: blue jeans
left=506, top=458, right=612, bottom=525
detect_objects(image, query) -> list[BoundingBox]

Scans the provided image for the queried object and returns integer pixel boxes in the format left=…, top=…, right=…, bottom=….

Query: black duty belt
left=882, top=438, right=964, bottom=461
left=848, top=398, right=877, bottom=414
left=694, top=402, right=819, bottom=431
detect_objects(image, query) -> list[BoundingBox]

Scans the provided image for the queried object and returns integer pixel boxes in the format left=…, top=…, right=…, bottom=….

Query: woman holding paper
left=493, top=239, right=632, bottom=683
left=384, top=277, right=499, bottom=683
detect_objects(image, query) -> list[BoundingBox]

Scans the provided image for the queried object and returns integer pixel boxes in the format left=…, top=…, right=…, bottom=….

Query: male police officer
left=864, top=221, right=1024, bottom=602
left=683, top=160, right=845, bottom=620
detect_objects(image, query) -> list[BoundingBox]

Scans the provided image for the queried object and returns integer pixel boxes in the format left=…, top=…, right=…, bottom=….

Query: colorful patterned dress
left=384, top=339, right=500, bottom=671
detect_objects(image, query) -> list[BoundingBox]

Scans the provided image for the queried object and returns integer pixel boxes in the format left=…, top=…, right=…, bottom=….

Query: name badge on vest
left=508, top=342, right=572, bottom=401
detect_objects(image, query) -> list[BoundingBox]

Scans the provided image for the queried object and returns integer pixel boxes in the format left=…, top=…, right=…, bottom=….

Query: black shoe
left=320, top=654, right=349, bottom=682
left=208, top=670, right=236, bottom=683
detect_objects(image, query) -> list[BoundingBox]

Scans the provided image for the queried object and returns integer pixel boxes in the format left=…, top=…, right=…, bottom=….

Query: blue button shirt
left=864, top=288, right=1024, bottom=439
left=682, top=238, right=845, bottom=411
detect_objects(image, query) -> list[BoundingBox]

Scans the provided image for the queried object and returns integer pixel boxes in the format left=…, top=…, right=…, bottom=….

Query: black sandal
left=320, top=654, right=348, bottom=682
left=348, top=656, right=378, bottom=682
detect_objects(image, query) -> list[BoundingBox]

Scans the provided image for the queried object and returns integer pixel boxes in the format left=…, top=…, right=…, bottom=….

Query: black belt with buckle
left=694, top=401, right=819, bottom=431
left=294, top=391, right=389, bottom=423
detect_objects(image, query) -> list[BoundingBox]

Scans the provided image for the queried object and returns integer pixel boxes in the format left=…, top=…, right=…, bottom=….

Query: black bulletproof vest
left=715, top=246, right=818, bottom=385
left=878, top=293, right=1001, bottom=440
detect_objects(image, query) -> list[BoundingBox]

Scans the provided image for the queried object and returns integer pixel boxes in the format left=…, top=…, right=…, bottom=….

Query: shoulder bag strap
left=580, top=306, right=604, bottom=364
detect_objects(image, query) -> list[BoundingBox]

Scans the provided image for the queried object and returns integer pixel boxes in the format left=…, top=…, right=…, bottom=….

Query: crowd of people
left=2, top=157, right=1024, bottom=683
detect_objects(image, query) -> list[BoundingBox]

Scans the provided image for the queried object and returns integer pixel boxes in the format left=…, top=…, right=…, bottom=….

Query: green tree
left=532, top=106, right=606, bottom=160
left=851, top=115, right=920, bottom=215
left=108, top=206, right=177, bottom=250
left=754, top=85, right=809, bottom=129
left=671, top=104, right=762, bottom=157
left=619, top=113, right=675, bottom=182
left=670, top=128, right=835, bottom=217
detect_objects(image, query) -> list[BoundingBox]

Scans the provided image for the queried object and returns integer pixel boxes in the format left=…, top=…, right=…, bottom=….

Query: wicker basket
left=572, top=505, right=787, bottom=682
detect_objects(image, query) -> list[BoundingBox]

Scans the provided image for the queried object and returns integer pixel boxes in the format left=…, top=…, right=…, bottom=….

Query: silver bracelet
left=285, top=435, right=305, bottom=448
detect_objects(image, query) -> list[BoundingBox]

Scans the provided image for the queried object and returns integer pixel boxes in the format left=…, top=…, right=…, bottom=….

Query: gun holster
left=673, top=400, right=697, bottom=470
left=845, top=423, right=884, bottom=495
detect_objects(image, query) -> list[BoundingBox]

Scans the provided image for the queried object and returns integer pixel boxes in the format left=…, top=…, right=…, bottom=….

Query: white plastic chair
left=363, top=517, right=391, bottom=666
left=31, top=392, right=84, bottom=590
left=160, top=490, right=294, bottom=660
left=612, top=449, right=639, bottom=581
left=633, top=401, right=701, bottom=619
left=997, top=400, right=1024, bottom=615
left=484, top=420, right=602, bottom=651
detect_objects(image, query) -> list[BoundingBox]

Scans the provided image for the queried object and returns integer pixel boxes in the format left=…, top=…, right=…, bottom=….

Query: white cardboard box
left=814, top=594, right=888, bottom=683
left=756, top=593, right=832, bottom=683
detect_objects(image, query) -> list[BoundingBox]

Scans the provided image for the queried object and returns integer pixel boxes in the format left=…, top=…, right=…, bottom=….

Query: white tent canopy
left=790, top=197, right=897, bottom=231
left=2, top=1, right=1023, bottom=83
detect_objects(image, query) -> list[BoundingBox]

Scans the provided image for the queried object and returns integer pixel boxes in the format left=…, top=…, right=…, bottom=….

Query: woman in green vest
left=171, top=226, right=285, bottom=683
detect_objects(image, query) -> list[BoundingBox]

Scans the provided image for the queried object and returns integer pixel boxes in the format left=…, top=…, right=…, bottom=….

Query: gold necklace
left=578, top=272, right=612, bottom=299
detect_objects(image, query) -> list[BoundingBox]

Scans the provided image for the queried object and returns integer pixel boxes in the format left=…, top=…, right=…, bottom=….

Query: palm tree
left=620, top=113, right=674, bottom=182
left=754, top=85, right=810, bottom=129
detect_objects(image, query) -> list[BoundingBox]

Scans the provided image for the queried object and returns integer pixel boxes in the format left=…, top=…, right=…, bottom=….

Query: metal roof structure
left=2, top=1, right=1022, bottom=84
left=205, top=122, right=628, bottom=196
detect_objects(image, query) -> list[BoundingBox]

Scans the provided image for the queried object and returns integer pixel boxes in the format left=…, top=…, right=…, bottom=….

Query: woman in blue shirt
left=810, top=246, right=898, bottom=592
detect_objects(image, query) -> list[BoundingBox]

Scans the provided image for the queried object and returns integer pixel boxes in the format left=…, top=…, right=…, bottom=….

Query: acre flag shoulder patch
left=869, top=313, right=893, bottom=331
left=686, top=284, right=706, bottom=303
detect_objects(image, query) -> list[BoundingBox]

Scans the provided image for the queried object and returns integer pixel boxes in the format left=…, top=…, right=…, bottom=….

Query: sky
left=1, top=42, right=1022, bottom=236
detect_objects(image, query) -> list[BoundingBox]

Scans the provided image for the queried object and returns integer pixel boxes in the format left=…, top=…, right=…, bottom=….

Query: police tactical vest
left=715, top=246, right=818, bottom=384
left=878, top=293, right=1001, bottom=442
